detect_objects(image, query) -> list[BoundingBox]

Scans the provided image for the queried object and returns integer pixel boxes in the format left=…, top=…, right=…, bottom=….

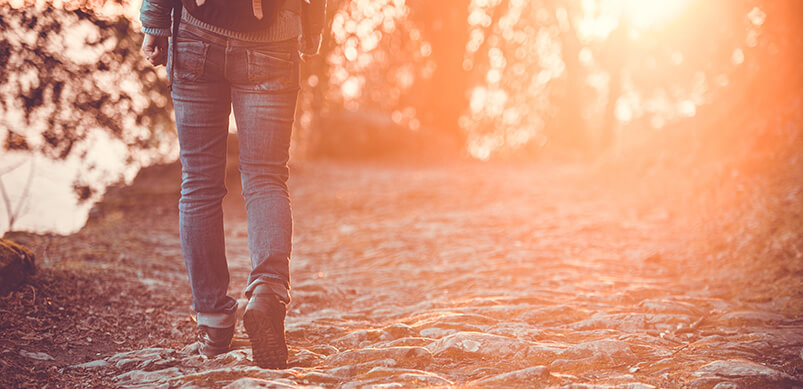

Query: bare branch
left=12, top=159, right=35, bottom=223
left=0, top=177, right=14, bottom=231
left=0, top=159, right=28, bottom=177
left=0, top=158, right=35, bottom=231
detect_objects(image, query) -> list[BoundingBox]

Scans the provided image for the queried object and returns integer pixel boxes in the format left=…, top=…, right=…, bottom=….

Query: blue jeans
left=169, top=22, right=299, bottom=328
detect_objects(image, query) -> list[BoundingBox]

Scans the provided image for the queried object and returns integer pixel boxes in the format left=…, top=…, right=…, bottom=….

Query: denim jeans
left=169, top=22, right=299, bottom=328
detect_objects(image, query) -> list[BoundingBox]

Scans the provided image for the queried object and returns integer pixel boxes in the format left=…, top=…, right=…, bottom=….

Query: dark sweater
left=140, top=0, right=325, bottom=43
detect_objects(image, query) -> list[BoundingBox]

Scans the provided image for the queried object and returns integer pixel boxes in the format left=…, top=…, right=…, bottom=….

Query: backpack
left=180, top=0, right=285, bottom=33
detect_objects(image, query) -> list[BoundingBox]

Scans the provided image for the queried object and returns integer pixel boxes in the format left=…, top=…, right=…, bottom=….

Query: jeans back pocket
left=175, top=40, right=209, bottom=82
left=246, top=49, right=299, bottom=92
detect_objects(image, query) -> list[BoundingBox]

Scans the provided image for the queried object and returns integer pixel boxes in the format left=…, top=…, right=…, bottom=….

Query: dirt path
left=4, top=162, right=803, bottom=388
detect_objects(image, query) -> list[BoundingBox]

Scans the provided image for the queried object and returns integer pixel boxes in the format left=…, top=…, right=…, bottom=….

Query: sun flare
left=621, top=0, right=691, bottom=29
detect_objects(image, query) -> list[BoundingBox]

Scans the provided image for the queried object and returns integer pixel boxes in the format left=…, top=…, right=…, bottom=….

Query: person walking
left=139, top=0, right=325, bottom=369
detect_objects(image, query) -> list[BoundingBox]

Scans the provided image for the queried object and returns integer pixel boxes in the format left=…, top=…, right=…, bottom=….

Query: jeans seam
left=224, top=39, right=230, bottom=81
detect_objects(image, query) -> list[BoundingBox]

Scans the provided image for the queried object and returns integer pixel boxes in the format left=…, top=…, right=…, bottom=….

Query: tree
left=0, top=5, right=175, bottom=199
left=406, top=0, right=471, bottom=145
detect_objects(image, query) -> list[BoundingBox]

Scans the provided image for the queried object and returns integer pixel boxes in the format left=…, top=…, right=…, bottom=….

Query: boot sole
left=199, top=343, right=230, bottom=358
left=243, top=308, right=287, bottom=369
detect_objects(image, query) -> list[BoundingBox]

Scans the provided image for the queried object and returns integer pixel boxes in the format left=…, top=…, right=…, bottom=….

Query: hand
left=298, top=34, right=322, bottom=62
left=142, top=33, right=169, bottom=67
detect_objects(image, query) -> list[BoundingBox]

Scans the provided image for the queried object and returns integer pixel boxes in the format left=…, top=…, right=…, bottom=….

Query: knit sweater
left=140, top=0, right=313, bottom=42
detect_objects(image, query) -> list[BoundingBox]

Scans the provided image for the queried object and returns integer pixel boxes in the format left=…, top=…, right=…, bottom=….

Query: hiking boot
left=243, top=293, right=288, bottom=369
left=198, top=324, right=235, bottom=357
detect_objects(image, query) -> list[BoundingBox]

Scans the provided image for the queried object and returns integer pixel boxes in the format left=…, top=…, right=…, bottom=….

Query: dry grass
left=605, top=95, right=803, bottom=317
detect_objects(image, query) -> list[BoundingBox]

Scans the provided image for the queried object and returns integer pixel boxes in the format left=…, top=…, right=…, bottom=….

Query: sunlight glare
left=621, top=0, right=691, bottom=29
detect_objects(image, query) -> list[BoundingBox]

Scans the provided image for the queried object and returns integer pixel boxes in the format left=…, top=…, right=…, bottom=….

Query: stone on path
left=0, top=238, right=35, bottom=295
left=114, top=367, right=184, bottom=387
left=345, top=367, right=454, bottom=388
left=72, top=359, right=110, bottom=369
left=551, top=340, right=637, bottom=372
left=428, top=331, right=560, bottom=363
left=19, top=349, right=53, bottom=361
left=224, top=378, right=301, bottom=388
left=688, top=359, right=796, bottom=387
left=323, top=346, right=433, bottom=370
left=718, top=311, right=787, bottom=326
left=468, top=366, right=551, bottom=387
left=570, top=312, right=694, bottom=333
left=549, top=384, right=657, bottom=389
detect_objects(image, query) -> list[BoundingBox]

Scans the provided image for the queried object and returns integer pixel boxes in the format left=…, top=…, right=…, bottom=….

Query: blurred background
left=0, top=0, right=801, bottom=262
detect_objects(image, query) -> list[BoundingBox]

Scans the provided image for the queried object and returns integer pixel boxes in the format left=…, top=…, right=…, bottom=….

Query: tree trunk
left=408, top=0, right=472, bottom=146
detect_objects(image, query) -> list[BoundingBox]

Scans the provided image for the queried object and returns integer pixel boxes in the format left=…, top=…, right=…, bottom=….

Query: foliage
left=296, top=0, right=800, bottom=161
left=603, top=0, right=803, bottom=309
left=0, top=4, right=174, bottom=198
left=295, top=0, right=469, bottom=158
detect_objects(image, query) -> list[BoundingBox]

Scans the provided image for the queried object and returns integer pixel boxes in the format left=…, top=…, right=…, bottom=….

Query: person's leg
left=229, top=40, right=300, bottom=305
left=228, top=38, right=300, bottom=369
left=170, top=25, right=238, bottom=334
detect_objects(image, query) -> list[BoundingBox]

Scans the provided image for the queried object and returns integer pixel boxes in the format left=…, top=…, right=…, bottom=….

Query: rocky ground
left=2, top=161, right=802, bottom=388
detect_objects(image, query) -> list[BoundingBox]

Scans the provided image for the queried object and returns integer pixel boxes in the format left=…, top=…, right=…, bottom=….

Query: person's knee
left=239, top=163, right=289, bottom=199
left=179, top=175, right=228, bottom=214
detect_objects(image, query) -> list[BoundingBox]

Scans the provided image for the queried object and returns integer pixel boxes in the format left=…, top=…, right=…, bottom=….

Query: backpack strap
left=302, top=0, right=326, bottom=38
